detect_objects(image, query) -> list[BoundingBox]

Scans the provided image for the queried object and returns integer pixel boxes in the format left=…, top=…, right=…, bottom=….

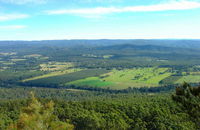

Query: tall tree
left=8, top=92, right=74, bottom=130
left=172, top=82, right=200, bottom=129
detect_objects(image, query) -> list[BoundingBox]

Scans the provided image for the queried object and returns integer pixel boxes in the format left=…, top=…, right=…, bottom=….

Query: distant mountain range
left=0, top=39, right=200, bottom=49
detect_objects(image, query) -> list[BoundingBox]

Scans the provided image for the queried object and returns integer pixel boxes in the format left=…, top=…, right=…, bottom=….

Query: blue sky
left=0, top=0, right=200, bottom=40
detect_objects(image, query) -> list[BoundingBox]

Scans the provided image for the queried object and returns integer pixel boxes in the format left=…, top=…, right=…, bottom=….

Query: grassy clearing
left=22, top=68, right=82, bottom=82
left=24, top=54, right=42, bottom=58
left=103, top=68, right=171, bottom=86
left=40, top=62, right=74, bottom=71
left=103, top=55, right=113, bottom=59
left=66, top=67, right=173, bottom=89
left=67, top=77, right=114, bottom=87
left=0, top=52, right=17, bottom=56
left=24, top=54, right=49, bottom=60
left=65, top=67, right=200, bottom=89
left=11, top=59, right=26, bottom=62
left=2, top=62, right=15, bottom=65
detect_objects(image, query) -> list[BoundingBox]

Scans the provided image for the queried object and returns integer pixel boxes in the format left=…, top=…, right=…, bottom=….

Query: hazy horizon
left=0, top=38, right=200, bottom=42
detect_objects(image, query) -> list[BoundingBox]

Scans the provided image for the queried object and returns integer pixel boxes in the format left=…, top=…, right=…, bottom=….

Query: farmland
left=67, top=67, right=173, bottom=89
left=21, top=67, right=176, bottom=89
left=1, top=40, right=200, bottom=90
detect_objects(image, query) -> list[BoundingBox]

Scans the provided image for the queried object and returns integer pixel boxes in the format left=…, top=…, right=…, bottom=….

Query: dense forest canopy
left=0, top=84, right=200, bottom=129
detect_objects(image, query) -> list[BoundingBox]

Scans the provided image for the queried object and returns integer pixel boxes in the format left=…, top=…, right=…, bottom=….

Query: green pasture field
left=66, top=77, right=114, bottom=87
left=103, top=55, right=113, bottom=59
left=67, top=67, right=173, bottom=89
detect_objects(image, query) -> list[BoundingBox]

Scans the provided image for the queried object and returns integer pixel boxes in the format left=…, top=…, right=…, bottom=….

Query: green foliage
left=8, top=92, right=74, bottom=130
left=0, top=88, right=197, bottom=129
left=172, top=82, right=200, bottom=129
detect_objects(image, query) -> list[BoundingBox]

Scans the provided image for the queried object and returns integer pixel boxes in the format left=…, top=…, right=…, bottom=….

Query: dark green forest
left=0, top=83, right=200, bottom=129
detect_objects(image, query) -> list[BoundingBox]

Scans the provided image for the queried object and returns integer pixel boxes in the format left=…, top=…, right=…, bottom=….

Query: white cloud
left=46, top=0, right=200, bottom=16
left=0, top=0, right=47, bottom=4
left=0, top=25, right=27, bottom=29
left=0, top=14, right=29, bottom=21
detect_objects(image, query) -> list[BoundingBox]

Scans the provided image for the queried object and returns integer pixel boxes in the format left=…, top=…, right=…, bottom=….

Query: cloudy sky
left=0, top=0, right=200, bottom=40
